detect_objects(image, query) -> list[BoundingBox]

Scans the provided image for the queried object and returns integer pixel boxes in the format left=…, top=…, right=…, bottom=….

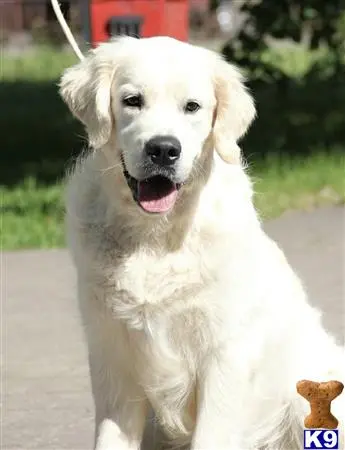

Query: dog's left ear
left=213, top=58, right=256, bottom=164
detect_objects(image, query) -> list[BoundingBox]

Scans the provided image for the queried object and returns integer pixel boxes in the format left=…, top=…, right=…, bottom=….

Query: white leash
left=50, top=0, right=85, bottom=61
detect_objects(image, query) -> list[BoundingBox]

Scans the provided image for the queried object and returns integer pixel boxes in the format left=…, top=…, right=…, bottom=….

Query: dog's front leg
left=191, top=352, right=249, bottom=450
left=89, top=352, right=148, bottom=450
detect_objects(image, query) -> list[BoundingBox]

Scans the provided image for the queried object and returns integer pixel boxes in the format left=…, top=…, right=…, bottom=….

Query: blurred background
left=2, top=5, right=344, bottom=449
left=1, top=0, right=344, bottom=249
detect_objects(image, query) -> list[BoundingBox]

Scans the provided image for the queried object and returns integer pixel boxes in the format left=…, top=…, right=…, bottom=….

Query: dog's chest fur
left=96, top=233, right=223, bottom=437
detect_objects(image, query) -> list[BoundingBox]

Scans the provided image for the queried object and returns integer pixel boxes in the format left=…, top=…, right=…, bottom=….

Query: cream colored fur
left=60, top=37, right=344, bottom=450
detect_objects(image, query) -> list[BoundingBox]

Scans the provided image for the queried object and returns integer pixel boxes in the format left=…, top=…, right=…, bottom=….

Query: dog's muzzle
left=121, top=156, right=182, bottom=214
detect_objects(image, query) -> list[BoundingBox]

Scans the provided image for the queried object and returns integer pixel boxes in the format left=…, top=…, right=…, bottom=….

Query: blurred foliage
left=222, top=0, right=345, bottom=82
left=3, top=46, right=78, bottom=81
left=219, top=0, right=345, bottom=158
left=1, top=48, right=82, bottom=185
left=241, top=63, right=345, bottom=159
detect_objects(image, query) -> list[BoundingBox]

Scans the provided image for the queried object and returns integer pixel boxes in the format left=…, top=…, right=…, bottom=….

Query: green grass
left=2, top=46, right=78, bottom=81
left=1, top=178, right=65, bottom=249
left=251, top=151, right=345, bottom=220
left=1, top=152, right=344, bottom=250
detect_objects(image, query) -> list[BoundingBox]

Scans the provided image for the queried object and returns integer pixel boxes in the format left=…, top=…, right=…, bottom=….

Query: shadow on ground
left=0, top=80, right=83, bottom=186
left=243, top=75, right=345, bottom=160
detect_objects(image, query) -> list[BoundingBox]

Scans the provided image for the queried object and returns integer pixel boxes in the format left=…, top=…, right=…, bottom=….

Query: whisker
left=99, top=162, right=122, bottom=175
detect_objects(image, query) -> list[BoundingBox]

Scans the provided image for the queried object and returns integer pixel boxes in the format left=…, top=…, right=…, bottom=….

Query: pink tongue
left=138, top=180, right=178, bottom=213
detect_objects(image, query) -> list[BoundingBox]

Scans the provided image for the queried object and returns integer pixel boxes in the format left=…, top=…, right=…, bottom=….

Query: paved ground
left=3, top=206, right=344, bottom=449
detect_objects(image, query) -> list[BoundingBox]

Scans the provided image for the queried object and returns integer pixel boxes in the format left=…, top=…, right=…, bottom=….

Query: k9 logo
left=304, top=430, right=339, bottom=449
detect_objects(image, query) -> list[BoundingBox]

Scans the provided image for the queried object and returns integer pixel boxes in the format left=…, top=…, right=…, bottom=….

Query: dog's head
left=60, top=36, right=255, bottom=215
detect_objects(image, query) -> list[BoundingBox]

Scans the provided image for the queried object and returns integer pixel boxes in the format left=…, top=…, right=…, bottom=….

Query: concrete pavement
left=3, top=205, right=344, bottom=449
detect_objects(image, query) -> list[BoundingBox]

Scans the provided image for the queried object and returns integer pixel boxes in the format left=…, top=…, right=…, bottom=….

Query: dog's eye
left=184, top=101, right=201, bottom=113
left=122, top=94, right=143, bottom=109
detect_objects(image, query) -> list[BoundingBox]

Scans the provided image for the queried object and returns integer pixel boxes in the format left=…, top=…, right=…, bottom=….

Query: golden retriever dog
left=60, top=36, right=344, bottom=450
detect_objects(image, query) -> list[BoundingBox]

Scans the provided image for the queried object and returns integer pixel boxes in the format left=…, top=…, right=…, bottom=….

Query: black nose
left=145, top=136, right=181, bottom=167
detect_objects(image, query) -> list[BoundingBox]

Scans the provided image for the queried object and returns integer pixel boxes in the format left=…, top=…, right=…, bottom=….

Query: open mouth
left=122, top=162, right=181, bottom=214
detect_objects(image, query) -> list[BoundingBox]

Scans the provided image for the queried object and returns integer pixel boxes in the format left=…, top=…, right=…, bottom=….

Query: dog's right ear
left=59, top=43, right=117, bottom=149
